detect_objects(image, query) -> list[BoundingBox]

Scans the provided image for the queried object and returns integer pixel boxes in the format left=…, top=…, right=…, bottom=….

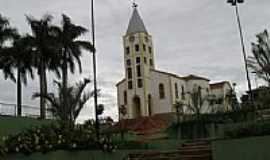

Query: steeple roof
left=126, top=7, right=148, bottom=34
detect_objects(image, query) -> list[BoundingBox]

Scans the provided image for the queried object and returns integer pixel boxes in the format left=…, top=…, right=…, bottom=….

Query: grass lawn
left=212, top=135, right=270, bottom=160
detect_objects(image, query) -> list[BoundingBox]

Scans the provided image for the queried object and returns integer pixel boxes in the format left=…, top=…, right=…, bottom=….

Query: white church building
left=117, top=6, right=232, bottom=120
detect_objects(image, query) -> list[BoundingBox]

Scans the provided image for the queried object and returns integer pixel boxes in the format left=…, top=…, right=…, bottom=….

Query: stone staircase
left=123, top=139, right=213, bottom=160
left=179, top=139, right=212, bottom=160
left=123, top=150, right=181, bottom=160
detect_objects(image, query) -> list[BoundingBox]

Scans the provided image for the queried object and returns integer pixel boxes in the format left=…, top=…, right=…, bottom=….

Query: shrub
left=225, top=121, right=270, bottom=139
left=1, top=121, right=115, bottom=156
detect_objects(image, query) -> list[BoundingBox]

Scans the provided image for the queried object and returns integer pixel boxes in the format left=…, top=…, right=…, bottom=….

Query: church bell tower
left=122, top=4, right=155, bottom=118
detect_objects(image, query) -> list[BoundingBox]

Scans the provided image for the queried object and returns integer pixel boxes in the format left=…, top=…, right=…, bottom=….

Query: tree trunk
left=17, top=69, right=22, bottom=117
left=62, top=50, right=70, bottom=126
left=39, top=60, right=47, bottom=119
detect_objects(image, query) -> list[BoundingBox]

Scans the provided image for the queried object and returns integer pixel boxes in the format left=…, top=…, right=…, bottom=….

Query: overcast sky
left=0, top=0, right=270, bottom=122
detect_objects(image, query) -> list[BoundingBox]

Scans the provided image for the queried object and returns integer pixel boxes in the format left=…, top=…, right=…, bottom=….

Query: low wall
left=212, top=136, right=270, bottom=160
left=5, top=150, right=147, bottom=160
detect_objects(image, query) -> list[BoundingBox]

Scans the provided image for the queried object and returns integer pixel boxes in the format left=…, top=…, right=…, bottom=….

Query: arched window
left=159, top=83, right=165, bottom=99
left=124, top=91, right=127, bottom=105
left=127, top=68, right=132, bottom=79
left=181, top=85, right=185, bottom=100
left=198, top=86, right=202, bottom=95
left=175, top=83, right=179, bottom=99
left=148, top=94, right=152, bottom=116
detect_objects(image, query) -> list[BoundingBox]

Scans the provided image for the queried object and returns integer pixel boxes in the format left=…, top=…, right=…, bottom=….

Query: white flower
left=2, top=136, right=6, bottom=141
left=49, top=145, right=53, bottom=149
left=72, top=143, right=77, bottom=148
left=45, top=141, right=49, bottom=144
left=15, top=147, right=19, bottom=152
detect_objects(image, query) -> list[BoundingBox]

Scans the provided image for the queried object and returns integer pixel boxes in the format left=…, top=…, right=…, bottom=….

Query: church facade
left=117, top=6, right=232, bottom=120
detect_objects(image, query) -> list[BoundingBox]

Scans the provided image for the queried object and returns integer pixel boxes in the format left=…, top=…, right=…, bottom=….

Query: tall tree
left=26, top=15, right=60, bottom=119
left=0, top=14, right=18, bottom=79
left=54, top=14, right=94, bottom=120
left=248, top=30, right=270, bottom=86
left=0, top=36, right=34, bottom=116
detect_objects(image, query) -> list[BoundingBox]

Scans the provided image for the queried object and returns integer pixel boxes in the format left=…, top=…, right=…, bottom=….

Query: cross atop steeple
left=132, top=0, right=138, bottom=8
left=126, top=1, right=147, bottom=34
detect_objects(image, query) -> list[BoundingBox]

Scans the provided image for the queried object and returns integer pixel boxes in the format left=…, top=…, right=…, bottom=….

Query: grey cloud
left=0, top=0, right=270, bottom=121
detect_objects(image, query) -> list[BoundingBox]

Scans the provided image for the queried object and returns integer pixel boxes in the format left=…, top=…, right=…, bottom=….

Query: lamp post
left=227, top=0, right=253, bottom=103
left=90, top=0, right=99, bottom=141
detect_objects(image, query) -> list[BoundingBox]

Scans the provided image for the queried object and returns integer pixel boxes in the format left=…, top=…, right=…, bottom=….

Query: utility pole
left=91, top=0, right=99, bottom=141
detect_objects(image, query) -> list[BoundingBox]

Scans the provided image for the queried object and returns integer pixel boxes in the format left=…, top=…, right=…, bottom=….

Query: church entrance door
left=133, top=96, right=141, bottom=118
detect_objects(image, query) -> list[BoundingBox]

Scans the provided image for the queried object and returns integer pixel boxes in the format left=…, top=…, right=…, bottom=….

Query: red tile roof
left=182, top=74, right=210, bottom=81
left=210, top=81, right=231, bottom=89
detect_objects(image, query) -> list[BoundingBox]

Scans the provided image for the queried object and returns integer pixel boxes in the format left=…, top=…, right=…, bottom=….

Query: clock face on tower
left=129, top=36, right=135, bottom=42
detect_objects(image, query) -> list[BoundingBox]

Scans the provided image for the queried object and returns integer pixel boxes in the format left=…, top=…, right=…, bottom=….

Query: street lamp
left=90, top=0, right=100, bottom=141
left=227, top=0, right=253, bottom=103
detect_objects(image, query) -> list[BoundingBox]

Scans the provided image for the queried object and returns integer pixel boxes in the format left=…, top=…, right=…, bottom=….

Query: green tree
left=0, top=14, right=18, bottom=79
left=33, top=78, right=93, bottom=128
left=54, top=14, right=94, bottom=122
left=248, top=30, right=270, bottom=86
left=0, top=36, right=34, bottom=116
left=26, top=15, right=60, bottom=119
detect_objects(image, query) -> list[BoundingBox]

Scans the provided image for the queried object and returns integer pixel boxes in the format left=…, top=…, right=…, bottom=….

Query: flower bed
left=0, top=121, right=116, bottom=157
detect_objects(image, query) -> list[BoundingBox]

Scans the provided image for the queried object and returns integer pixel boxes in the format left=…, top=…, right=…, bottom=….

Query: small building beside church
left=116, top=6, right=233, bottom=120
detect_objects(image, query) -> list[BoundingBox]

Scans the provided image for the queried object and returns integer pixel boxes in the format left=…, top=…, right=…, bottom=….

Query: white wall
left=149, top=71, right=172, bottom=114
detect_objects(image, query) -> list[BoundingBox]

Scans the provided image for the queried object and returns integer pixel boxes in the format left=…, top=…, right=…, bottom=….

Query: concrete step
left=179, top=145, right=211, bottom=150
left=179, top=140, right=212, bottom=160
left=179, top=148, right=211, bottom=155
left=181, top=154, right=212, bottom=160
left=183, top=140, right=209, bottom=146
left=125, top=151, right=181, bottom=160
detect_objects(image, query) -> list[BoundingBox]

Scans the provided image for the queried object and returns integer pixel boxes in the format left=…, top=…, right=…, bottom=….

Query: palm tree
left=0, top=14, right=17, bottom=48
left=248, top=30, right=270, bottom=86
left=33, top=78, right=93, bottom=128
left=0, top=14, right=18, bottom=80
left=26, top=15, right=60, bottom=119
left=54, top=14, right=94, bottom=121
left=0, top=36, right=34, bottom=116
